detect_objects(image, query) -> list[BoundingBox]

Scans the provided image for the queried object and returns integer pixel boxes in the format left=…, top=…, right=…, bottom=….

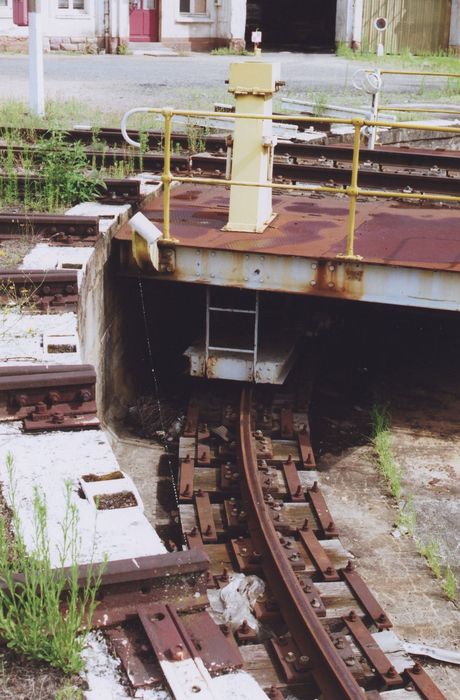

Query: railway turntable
left=115, top=60, right=460, bottom=384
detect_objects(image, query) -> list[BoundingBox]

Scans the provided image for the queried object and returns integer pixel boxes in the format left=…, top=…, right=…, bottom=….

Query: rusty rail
left=0, top=269, right=79, bottom=310
left=0, top=175, right=141, bottom=207
left=0, top=213, right=99, bottom=245
left=239, top=387, right=363, bottom=700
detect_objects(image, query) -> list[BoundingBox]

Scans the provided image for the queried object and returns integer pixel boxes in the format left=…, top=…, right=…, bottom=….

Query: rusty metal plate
left=258, top=467, right=280, bottom=496
left=343, top=612, right=403, bottom=688
left=195, top=491, right=217, bottom=543
left=116, top=184, right=460, bottom=274
left=341, top=562, right=392, bottom=630
left=279, top=535, right=305, bottom=572
left=23, top=411, right=99, bottom=432
left=179, top=458, right=195, bottom=502
left=267, top=499, right=292, bottom=534
left=255, top=435, right=273, bottom=459
left=298, top=523, right=340, bottom=582
left=181, top=611, right=243, bottom=673
left=298, top=429, right=316, bottom=468
left=234, top=619, right=258, bottom=644
left=105, top=620, right=162, bottom=688
left=196, top=444, right=211, bottom=467
left=308, top=482, right=338, bottom=538
left=295, top=573, right=326, bottom=617
left=406, top=663, right=448, bottom=700
left=223, top=499, right=247, bottom=533
left=186, top=527, right=204, bottom=550
left=270, top=636, right=312, bottom=682
left=253, top=592, right=281, bottom=623
left=138, top=604, right=192, bottom=663
left=220, top=463, right=240, bottom=491
left=283, top=459, right=305, bottom=502
left=230, top=537, right=263, bottom=574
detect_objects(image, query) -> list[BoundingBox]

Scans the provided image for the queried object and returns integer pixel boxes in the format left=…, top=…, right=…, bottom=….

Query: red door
left=129, top=0, right=159, bottom=41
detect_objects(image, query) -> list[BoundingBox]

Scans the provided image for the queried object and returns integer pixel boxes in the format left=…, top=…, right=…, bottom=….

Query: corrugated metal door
left=362, top=0, right=452, bottom=54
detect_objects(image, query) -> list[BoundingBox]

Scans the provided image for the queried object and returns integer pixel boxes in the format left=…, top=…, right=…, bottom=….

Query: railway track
left=0, top=127, right=455, bottom=698
left=1, top=128, right=460, bottom=200
left=55, top=382, right=445, bottom=699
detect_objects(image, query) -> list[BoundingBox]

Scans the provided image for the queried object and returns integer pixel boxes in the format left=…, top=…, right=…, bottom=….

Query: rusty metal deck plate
left=343, top=613, right=402, bottom=688
left=341, top=562, right=392, bottom=630
left=297, top=523, right=340, bottom=581
left=116, top=185, right=460, bottom=274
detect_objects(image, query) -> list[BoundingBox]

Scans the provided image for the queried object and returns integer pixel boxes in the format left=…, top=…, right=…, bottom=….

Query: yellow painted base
left=222, top=211, right=277, bottom=234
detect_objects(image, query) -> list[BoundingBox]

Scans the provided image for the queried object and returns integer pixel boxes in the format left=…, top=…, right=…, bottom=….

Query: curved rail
left=239, top=387, right=364, bottom=700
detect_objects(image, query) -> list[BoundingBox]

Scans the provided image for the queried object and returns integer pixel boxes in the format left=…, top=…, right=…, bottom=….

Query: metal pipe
left=342, top=120, right=363, bottom=259
left=162, top=109, right=173, bottom=241
left=368, top=69, right=381, bottom=151
left=378, top=69, right=460, bottom=78
left=378, top=106, right=460, bottom=115
left=171, top=174, right=460, bottom=204
left=121, top=106, right=460, bottom=133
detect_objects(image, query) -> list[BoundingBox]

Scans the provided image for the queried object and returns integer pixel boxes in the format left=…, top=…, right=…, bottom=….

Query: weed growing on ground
left=395, top=495, right=417, bottom=536
left=0, top=129, right=104, bottom=210
left=441, top=563, right=459, bottom=602
left=371, top=408, right=458, bottom=602
left=35, top=131, right=103, bottom=210
left=370, top=404, right=403, bottom=501
left=417, top=539, right=442, bottom=579
left=185, top=119, right=209, bottom=153
left=0, top=453, right=105, bottom=674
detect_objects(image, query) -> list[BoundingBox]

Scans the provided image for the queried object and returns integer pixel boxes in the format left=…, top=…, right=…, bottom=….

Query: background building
left=0, top=0, right=459, bottom=55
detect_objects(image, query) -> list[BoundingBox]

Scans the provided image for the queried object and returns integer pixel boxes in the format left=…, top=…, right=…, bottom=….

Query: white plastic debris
left=207, top=572, right=265, bottom=632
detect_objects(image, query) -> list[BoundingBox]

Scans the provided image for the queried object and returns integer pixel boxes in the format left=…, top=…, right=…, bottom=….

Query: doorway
left=245, top=0, right=337, bottom=52
left=129, top=0, right=159, bottom=42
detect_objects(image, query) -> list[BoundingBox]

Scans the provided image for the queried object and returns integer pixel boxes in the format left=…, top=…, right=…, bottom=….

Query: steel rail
left=3, top=137, right=460, bottom=176
left=239, top=387, right=364, bottom=700
left=191, top=154, right=460, bottom=197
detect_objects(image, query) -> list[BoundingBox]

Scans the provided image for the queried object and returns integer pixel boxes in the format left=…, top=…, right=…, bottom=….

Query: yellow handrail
left=125, top=107, right=460, bottom=258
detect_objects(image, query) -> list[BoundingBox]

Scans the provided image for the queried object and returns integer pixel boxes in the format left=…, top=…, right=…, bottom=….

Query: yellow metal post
left=339, top=118, right=364, bottom=260
left=225, top=62, right=280, bottom=233
left=162, top=109, right=173, bottom=241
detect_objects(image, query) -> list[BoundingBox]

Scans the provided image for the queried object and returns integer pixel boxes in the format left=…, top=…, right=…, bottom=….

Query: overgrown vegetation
left=0, top=453, right=104, bottom=674
left=0, top=130, right=103, bottom=211
left=371, top=405, right=459, bottom=603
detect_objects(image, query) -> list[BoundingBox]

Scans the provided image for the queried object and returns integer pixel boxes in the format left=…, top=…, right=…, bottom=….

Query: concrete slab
left=0, top=422, right=166, bottom=567
left=0, top=311, right=79, bottom=365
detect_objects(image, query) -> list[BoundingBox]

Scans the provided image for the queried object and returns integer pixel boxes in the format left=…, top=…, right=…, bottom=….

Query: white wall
left=450, top=0, right=460, bottom=49
left=335, top=0, right=354, bottom=45
left=0, top=0, right=98, bottom=43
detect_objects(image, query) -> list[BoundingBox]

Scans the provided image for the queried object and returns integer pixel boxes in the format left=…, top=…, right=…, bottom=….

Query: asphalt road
left=0, top=52, right=445, bottom=116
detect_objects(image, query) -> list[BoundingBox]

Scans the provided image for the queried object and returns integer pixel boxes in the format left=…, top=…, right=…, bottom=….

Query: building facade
left=0, top=0, right=460, bottom=54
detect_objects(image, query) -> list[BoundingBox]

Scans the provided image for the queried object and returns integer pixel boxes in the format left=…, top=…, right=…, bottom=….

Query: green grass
left=336, top=43, right=460, bottom=73
left=371, top=405, right=458, bottom=603
left=441, top=563, right=459, bottom=602
left=417, top=539, right=442, bottom=579
left=0, top=453, right=105, bottom=674
left=0, top=129, right=104, bottom=211
left=370, top=404, right=403, bottom=501
left=210, top=47, right=250, bottom=56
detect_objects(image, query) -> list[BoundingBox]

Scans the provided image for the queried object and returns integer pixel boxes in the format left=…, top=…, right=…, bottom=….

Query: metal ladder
left=205, top=288, right=259, bottom=380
